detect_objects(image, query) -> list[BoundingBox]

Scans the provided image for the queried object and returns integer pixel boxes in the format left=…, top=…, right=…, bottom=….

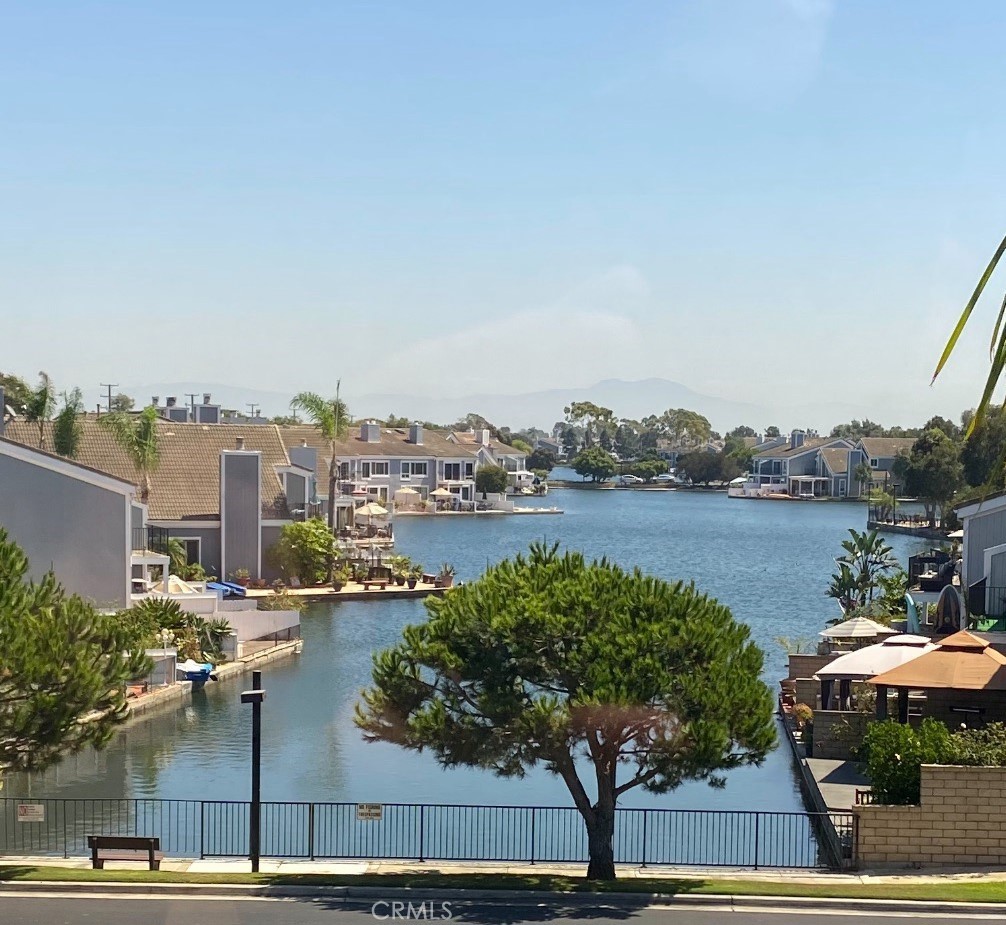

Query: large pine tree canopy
left=0, top=529, right=151, bottom=772
left=357, top=543, right=776, bottom=879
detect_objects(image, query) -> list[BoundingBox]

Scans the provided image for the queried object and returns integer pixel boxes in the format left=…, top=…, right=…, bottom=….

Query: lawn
left=1, top=867, right=1006, bottom=903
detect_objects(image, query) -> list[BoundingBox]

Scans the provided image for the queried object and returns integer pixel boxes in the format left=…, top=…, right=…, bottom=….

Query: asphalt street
left=1, top=894, right=1004, bottom=925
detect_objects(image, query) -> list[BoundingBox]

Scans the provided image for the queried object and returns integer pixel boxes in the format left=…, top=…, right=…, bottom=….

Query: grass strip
left=1, top=867, right=1006, bottom=902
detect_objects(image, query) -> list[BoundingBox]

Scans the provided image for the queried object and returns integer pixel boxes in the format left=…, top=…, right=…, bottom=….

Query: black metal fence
left=0, top=798, right=853, bottom=869
left=131, top=525, right=170, bottom=554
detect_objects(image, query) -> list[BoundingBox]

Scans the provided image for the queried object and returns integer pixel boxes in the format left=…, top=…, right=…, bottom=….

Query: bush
left=266, top=518, right=336, bottom=585
left=258, top=591, right=306, bottom=613
left=792, top=703, right=814, bottom=728
left=952, top=722, right=1006, bottom=765
left=859, top=719, right=953, bottom=804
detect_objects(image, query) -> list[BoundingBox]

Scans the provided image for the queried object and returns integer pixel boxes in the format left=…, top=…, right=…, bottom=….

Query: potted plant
left=232, top=568, right=251, bottom=587
left=391, top=555, right=411, bottom=586
left=437, top=562, right=456, bottom=589
left=332, top=562, right=352, bottom=592
left=407, top=564, right=422, bottom=590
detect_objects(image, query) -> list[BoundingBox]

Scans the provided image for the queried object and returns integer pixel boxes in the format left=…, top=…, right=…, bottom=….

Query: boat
left=176, top=659, right=215, bottom=690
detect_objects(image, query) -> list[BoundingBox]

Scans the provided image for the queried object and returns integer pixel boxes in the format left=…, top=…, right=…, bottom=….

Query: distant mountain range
left=124, top=378, right=872, bottom=433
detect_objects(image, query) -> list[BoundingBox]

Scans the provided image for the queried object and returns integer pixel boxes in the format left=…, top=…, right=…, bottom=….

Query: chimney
left=362, top=421, right=381, bottom=443
left=409, top=422, right=424, bottom=445
left=236, top=436, right=245, bottom=450
left=790, top=429, right=806, bottom=450
left=301, top=439, right=308, bottom=447
left=166, top=396, right=177, bottom=408
left=479, top=429, right=491, bottom=446
left=203, top=393, right=211, bottom=404
left=152, top=396, right=160, bottom=406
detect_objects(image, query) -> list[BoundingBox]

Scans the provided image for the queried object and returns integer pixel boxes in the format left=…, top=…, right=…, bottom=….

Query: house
left=749, top=432, right=855, bottom=497
left=279, top=421, right=479, bottom=520
left=854, top=437, right=917, bottom=494
left=533, top=435, right=562, bottom=458
left=448, top=430, right=530, bottom=489
left=151, top=394, right=224, bottom=425
left=2, top=416, right=310, bottom=584
left=655, top=440, right=720, bottom=468
left=956, top=491, right=1006, bottom=631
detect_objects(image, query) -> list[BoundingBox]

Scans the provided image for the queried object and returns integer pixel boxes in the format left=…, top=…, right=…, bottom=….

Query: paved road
left=1, top=894, right=1003, bottom=925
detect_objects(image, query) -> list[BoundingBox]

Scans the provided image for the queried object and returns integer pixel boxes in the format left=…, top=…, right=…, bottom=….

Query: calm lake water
left=15, top=489, right=928, bottom=813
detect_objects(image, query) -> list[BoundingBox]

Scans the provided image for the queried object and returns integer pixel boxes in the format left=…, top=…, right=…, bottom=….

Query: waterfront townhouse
left=855, top=437, right=917, bottom=493
left=278, top=421, right=479, bottom=516
left=2, top=415, right=311, bottom=586
left=448, top=429, right=530, bottom=486
left=749, top=432, right=856, bottom=497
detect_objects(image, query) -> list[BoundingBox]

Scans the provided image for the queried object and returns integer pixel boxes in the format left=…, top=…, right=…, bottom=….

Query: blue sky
left=2, top=1, right=1006, bottom=428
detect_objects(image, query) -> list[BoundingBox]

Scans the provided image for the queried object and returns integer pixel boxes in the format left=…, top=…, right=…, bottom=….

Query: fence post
left=753, top=813, right=760, bottom=870
left=641, top=810, right=647, bottom=868
left=308, top=803, right=315, bottom=861
left=199, top=802, right=205, bottom=859
left=530, top=807, right=536, bottom=865
left=418, top=805, right=425, bottom=863
left=63, top=803, right=68, bottom=860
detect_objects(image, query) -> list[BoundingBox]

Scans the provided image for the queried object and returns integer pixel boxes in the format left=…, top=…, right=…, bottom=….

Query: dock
left=245, top=582, right=449, bottom=603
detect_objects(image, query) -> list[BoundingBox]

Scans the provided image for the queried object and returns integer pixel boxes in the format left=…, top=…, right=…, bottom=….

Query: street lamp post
left=241, top=670, right=266, bottom=872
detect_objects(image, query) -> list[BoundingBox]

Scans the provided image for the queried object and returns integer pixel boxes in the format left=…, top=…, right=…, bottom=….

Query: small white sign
left=16, top=804, right=45, bottom=823
left=356, top=802, right=383, bottom=821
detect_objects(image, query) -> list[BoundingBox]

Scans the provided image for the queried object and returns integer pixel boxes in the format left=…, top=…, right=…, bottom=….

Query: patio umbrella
left=430, top=487, right=453, bottom=499
left=815, top=635, right=936, bottom=681
left=394, top=487, right=419, bottom=498
left=820, top=616, right=898, bottom=639
left=354, top=501, right=389, bottom=520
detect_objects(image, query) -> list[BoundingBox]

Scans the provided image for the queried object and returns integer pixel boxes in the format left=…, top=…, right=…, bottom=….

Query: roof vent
left=301, top=439, right=308, bottom=447
left=166, top=396, right=177, bottom=408
left=236, top=436, right=245, bottom=450
left=203, top=393, right=212, bottom=404
left=152, top=396, right=160, bottom=406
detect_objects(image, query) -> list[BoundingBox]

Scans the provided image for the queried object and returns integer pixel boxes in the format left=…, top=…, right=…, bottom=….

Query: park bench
left=361, top=579, right=388, bottom=590
left=88, top=835, right=164, bottom=870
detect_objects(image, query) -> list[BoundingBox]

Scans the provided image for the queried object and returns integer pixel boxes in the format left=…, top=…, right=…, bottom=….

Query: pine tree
left=0, top=529, right=151, bottom=772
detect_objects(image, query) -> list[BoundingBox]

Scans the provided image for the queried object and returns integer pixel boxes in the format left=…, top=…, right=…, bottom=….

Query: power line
left=99, top=383, right=118, bottom=413
left=246, top=403, right=260, bottom=418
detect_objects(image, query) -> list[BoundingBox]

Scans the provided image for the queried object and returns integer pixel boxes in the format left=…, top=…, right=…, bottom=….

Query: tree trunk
left=584, top=803, right=616, bottom=880
left=327, top=460, right=337, bottom=583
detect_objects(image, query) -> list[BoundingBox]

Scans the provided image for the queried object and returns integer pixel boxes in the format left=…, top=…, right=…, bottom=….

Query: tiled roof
left=3, top=419, right=290, bottom=521
left=859, top=437, right=916, bottom=459
left=820, top=447, right=849, bottom=475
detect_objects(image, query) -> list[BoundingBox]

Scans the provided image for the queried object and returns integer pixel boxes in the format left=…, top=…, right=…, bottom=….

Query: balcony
left=132, top=525, right=170, bottom=555
left=908, top=550, right=952, bottom=593
left=967, top=580, right=1006, bottom=632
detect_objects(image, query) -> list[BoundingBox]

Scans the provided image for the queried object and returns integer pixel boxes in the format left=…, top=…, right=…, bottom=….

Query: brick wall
left=812, top=711, right=870, bottom=760
left=855, top=765, right=1006, bottom=866
left=922, top=689, right=1006, bottom=726
left=795, top=678, right=819, bottom=709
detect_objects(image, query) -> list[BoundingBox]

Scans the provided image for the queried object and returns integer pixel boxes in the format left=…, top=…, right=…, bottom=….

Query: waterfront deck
left=245, top=581, right=448, bottom=603
left=806, top=758, right=869, bottom=812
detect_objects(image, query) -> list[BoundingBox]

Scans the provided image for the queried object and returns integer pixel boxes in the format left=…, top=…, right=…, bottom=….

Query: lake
left=13, top=489, right=929, bottom=814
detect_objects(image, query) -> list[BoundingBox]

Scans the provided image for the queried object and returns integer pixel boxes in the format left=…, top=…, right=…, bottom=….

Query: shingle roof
left=859, top=437, right=916, bottom=459
left=450, top=431, right=525, bottom=457
left=755, top=437, right=830, bottom=459
left=3, top=419, right=291, bottom=521
left=820, top=447, right=849, bottom=475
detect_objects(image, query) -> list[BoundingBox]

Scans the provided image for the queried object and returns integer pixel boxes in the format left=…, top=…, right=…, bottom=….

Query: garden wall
left=855, top=764, right=1006, bottom=866
left=811, top=711, right=869, bottom=760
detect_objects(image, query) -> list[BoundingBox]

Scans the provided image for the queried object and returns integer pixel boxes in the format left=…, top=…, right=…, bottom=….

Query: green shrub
left=475, top=464, right=508, bottom=494
left=859, top=718, right=953, bottom=804
left=257, top=591, right=306, bottom=613
left=266, top=518, right=336, bottom=585
left=952, top=722, right=1006, bottom=765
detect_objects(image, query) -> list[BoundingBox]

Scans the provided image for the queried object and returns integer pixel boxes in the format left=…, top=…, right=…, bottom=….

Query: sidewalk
left=4, top=855, right=1006, bottom=884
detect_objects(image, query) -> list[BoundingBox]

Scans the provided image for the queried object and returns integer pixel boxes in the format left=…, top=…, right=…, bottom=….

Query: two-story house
left=448, top=430, right=530, bottom=490
left=749, top=432, right=856, bottom=498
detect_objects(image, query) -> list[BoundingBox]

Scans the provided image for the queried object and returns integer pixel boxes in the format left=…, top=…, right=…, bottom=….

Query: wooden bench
left=88, top=835, right=164, bottom=870
left=361, top=579, right=388, bottom=590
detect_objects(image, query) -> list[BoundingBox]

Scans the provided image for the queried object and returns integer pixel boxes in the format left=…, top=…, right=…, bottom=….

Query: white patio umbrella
left=815, top=635, right=936, bottom=681
left=354, top=501, right=389, bottom=520
left=430, top=487, right=453, bottom=499
left=820, top=616, right=898, bottom=640
left=394, top=487, right=419, bottom=498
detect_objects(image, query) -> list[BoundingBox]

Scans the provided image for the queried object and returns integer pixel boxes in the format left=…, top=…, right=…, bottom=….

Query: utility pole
left=100, top=383, right=118, bottom=413
left=186, top=393, right=199, bottom=420
left=246, top=403, right=260, bottom=420
left=241, top=670, right=266, bottom=873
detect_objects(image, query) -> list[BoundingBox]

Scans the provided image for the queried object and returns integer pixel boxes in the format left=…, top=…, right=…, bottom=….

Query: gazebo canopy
left=868, top=630, right=1006, bottom=691
left=815, top=635, right=936, bottom=682
left=820, top=616, right=898, bottom=639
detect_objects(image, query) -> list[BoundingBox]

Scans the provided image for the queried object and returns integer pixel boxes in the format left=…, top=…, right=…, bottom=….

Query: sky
left=3, top=1, right=1006, bottom=430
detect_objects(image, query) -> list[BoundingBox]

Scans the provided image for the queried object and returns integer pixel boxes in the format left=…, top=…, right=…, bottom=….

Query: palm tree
left=52, top=388, right=84, bottom=458
left=289, top=384, right=351, bottom=531
left=853, top=460, right=873, bottom=501
left=23, top=371, right=56, bottom=449
left=837, top=528, right=898, bottom=605
left=98, top=405, right=160, bottom=501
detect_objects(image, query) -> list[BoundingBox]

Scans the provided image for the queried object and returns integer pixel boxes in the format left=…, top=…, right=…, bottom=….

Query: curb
left=2, top=880, right=1006, bottom=913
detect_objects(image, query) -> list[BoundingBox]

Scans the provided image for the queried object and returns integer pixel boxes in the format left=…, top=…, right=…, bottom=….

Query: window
left=444, top=462, right=461, bottom=480
left=338, top=462, right=350, bottom=479
left=464, top=462, right=474, bottom=479
left=401, top=461, right=428, bottom=479
left=870, top=458, right=879, bottom=468
left=176, top=537, right=201, bottom=565
left=361, top=461, right=389, bottom=478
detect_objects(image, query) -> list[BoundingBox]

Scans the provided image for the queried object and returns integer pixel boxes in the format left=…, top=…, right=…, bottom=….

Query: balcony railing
left=966, top=580, right=1006, bottom=631
left=132, top=525, right=170, bottom=555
